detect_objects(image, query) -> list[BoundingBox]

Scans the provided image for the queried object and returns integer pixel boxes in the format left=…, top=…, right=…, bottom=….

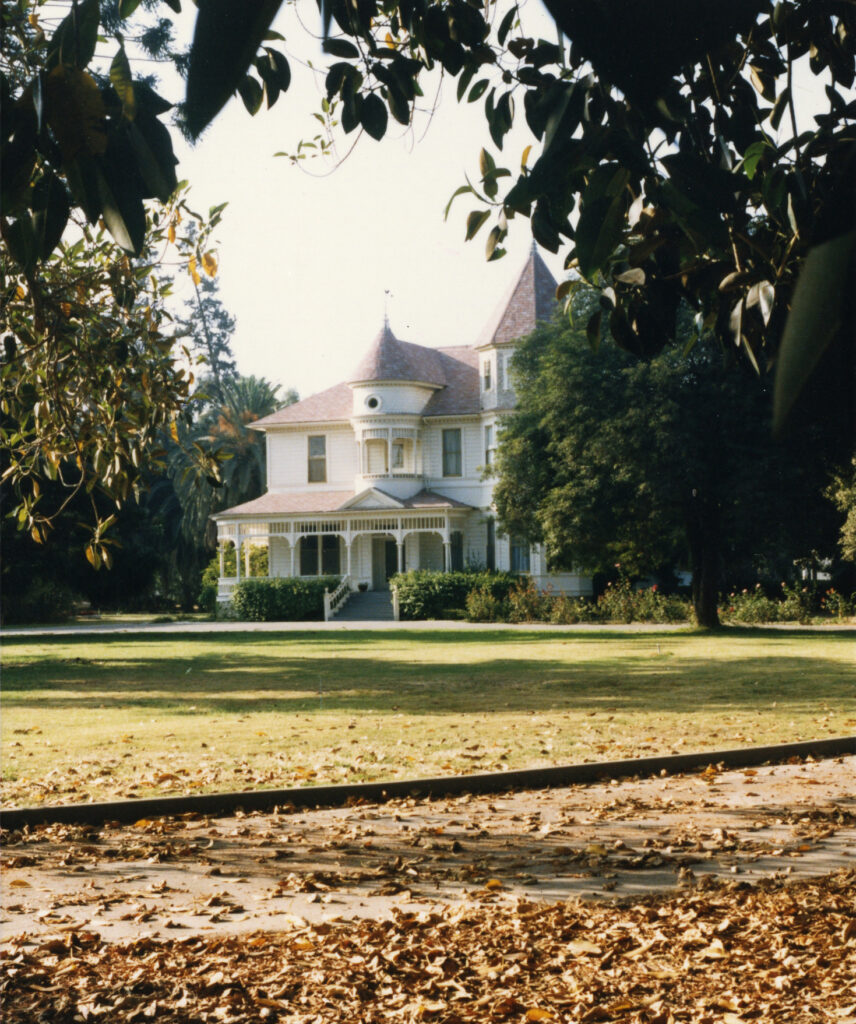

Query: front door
left=372, top=537, right=399, bottom=590
left=370, top=532, right=401, bottom=589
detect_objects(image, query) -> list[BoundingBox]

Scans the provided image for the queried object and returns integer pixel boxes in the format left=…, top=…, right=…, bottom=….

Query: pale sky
left=166, top=3, right=566, bottom=402
left=154, top=5, right=830, bottom=404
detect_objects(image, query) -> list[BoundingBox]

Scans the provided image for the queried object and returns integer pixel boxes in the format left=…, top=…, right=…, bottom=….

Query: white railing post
left=323, top=588, right=331, bottom=622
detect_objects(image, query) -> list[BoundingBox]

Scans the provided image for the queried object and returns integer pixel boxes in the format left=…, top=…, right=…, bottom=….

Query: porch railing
left=324, top=575, right=352, bottom=621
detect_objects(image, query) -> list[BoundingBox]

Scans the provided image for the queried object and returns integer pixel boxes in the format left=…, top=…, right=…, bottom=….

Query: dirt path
left=2, top=755, right=853, bottom=947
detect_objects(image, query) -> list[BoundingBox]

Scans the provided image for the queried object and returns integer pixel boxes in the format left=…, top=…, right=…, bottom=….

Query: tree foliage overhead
left=185, top=0, right=854, bottom=433
left=493, top=303, right=842, bottom=627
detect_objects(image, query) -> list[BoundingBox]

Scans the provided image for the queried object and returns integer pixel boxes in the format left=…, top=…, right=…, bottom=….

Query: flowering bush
left=820, top=587, right=853, bottom=620
left=720, top=584, right=780, bottom=623
left=779, top=582, right=816, bottom=624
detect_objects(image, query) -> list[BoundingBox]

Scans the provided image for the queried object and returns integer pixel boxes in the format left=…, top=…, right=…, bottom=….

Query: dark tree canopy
left=493, top=306, right=842, bottom=626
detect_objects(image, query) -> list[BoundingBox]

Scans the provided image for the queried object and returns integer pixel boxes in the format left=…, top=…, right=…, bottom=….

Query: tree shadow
left=2, top=629, right=854, bottom=718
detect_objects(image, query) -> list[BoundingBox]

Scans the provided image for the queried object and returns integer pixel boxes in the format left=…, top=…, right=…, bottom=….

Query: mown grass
left=2, top=628, right=854, bottom=807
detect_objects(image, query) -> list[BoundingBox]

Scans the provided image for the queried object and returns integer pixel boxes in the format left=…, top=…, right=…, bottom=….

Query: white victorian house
left=213, top=250, right=591, bottom=604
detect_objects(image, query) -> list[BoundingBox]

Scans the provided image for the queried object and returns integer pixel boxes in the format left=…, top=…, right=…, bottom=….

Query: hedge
left=390, top=569, right=519, bottom=620
left=231, top=576, right=341, bottom=622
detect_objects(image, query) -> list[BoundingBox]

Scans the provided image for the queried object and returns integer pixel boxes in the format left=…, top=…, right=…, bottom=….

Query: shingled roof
left=475, top=246, right=558, bottom=349
left=213, top=488, right=470, bottom=518
left=251, top=382, right=352, bottom=428
left=348, top=322, right=446, bottom=387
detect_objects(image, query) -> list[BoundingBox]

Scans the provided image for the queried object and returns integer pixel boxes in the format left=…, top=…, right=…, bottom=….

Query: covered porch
left=213, top=505, right=472, bottom=603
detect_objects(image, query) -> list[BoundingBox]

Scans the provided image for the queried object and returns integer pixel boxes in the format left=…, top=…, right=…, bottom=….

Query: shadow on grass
left=2, top=629, right=854, bottom=717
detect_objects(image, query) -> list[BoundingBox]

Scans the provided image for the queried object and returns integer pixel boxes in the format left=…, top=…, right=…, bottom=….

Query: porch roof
left=213, top=488, right=472, bottom=519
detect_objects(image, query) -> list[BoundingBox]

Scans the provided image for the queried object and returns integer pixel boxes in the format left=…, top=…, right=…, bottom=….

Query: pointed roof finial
left=531, top=238, right=538, bottom=256
left=383, top=289, right=392, bottom=329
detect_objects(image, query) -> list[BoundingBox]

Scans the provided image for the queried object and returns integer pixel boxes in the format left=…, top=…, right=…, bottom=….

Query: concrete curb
left=2, top=736, right=853, bottom=831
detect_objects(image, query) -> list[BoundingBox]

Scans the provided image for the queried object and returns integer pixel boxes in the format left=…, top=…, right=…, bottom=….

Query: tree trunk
left=686, top=497, right=721, bottom=628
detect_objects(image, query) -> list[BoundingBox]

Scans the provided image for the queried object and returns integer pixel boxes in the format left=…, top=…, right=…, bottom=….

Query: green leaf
left=49, top=0, right=100, bottom=69
left=360, top=93, right=388, bottom=140
left=127, top=117, right=178, bottom=202
left=110, top=45, right=136, bottom=120
left=465, top=209, right=490, bottom=241
left=185, top=0, right=283, bottom=138
left=773, top=230, right=856, bottom=434
left=32, top=174, right=70, bottom=259
left=118, top=0, right=142, bottom=18
left=468, top=79, right=489, bottom=102
left=94, top=153, right=146, bottom=254
left=574, top=193, right=626, bottom=280
left=238, top=75, right=264, bottom=116
left=497, top=5, right=517, bottom=45
left=444, top=184, right=473, bottom=221
left=323, top=37, right=360, bottom=59
left=386, top=86, right=410, bottom=125
left=769, top=87, right=790, bottom=131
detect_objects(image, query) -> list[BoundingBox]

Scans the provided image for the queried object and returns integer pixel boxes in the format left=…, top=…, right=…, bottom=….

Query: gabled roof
left=348, top=322, right=446, bottom=387
left=475, top=246, right=558, bottom=349
left=251, top=382, right=352, bottom=428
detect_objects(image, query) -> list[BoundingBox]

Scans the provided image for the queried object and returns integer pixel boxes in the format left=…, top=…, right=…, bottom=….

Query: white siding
left=267, top=427, right=356, bottom=490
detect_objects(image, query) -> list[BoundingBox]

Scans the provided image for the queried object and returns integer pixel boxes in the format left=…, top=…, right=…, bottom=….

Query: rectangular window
left=483, top=359, right=492, bottom=391
left=300, top=535, right=318, bottom=576
left=450, top=530, right=464, bottom=571
left=392, top=441, right=404, bottom=469
left=510, top=536, right=531, bottom=572
left=308, top=435, right=326, bottom=482
left=321, top=535, right=340, bottom=575
left=484, top=424, right=494, bottom=466
left=486, top=519, right=496, bottom=571
left=442, top=428, right=462, bottom=477
left=498, top=353, right=506, bottom=391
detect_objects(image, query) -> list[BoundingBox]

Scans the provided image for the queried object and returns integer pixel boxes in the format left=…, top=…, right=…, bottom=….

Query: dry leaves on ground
left=3, top=870, right=854, bottom=1023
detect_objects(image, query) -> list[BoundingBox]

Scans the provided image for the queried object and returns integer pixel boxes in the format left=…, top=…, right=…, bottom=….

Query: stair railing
left=324, top=575, right=352, bottom=621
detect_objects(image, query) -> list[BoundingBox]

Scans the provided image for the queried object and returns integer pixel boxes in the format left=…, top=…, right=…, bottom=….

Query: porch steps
left=334, top=591, right=395, bottom=622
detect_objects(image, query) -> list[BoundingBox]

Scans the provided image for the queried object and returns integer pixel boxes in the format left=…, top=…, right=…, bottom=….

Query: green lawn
left=2, top=628, right=854, bottom=807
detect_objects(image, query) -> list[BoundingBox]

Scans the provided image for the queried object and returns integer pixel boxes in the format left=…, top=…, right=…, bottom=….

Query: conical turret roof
left=348, top=322, right=446, bottom=387
left=476, top=247, right=558, bottom=349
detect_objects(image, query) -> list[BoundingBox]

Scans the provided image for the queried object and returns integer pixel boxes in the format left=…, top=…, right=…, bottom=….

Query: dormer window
left=483, top=359, right=492, bottom=391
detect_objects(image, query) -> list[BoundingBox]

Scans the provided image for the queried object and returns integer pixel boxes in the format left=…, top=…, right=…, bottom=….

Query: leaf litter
left=2, top=871, right=854, bottom=1023
left=2, top=757, right=855, bottom=1020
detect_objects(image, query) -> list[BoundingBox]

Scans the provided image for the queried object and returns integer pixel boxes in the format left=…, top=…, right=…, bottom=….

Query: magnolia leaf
left=360, top=93, right=388, bottom=140
left=185, top=0, right=283, bottom=138
left=110, top=45, right=136, bottom=120
left=465, top=209, right=490, bottom=241
left=773, top=230, right=856, bottom=434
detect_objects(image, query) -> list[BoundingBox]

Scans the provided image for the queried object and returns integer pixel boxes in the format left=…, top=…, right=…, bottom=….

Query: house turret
left=348, top=321, right=446, bottom=496
left=475, top=246, right=558, bottom=412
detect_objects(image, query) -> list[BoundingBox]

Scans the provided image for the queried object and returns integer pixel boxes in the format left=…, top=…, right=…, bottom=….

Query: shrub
left=507, top=578, right=547, bottom=622
left=721, top=584, right=780, bottom=623
left=231, top=576, right=340, bottom=621
left=596, top=571, right=636, bottom=623
left=391, top=569, right=518, bottom=620
left=819, top=587, right=853, bottom=620
left=779, top=581, right=816, bottom=624
left=3, top=579, right=79, bottom=624
left=465, top=586, right=507, bottom=622
left=547, top=592, right=600, bottom=624
left=199, top=548, right=270, bottom=613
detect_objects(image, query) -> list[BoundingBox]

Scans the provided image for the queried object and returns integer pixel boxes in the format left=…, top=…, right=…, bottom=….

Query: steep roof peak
left=348, top=322, right=446, bottom=387
left=476, top=247, right=559, bottom=349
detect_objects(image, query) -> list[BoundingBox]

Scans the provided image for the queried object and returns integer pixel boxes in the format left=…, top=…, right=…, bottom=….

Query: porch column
left=289, top=540, right=296, bottom=578
left=443, top=540, right=451, bottom=572
left=235, top=536, right=241, bottom=583
left=245, top=541, right=251, bottom=578
left=397, top=540, right=404, bottom=573
left=346, top=537, right=353, bottom=577
left=218, top=543, right=225, bottom=579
